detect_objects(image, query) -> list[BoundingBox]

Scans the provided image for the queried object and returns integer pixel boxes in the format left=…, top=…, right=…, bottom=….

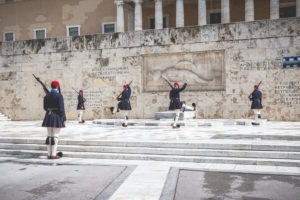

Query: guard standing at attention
left=42, top=81, right=66, bottom=159
left=249, top=84, right=263, bottom=125
left=77, top=90, right=85, bottom=123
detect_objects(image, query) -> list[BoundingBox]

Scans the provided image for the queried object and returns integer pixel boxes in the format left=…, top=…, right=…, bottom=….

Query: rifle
left=33, top=74, right=49, bottom=94
left=248, top=81, right=262, bottom=99
left=162, top=75, right=174, bottom=89
left=116, top=81, right=133, bottom=100
left=72, top=87, right=87, bottom=102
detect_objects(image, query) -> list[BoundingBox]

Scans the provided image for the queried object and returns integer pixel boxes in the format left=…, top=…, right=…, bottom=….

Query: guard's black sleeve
left=43, top=95, right=48, bottom=111
left=59, top=95, right=67, bottom=122
left=177, top=83, right=187, bottom=92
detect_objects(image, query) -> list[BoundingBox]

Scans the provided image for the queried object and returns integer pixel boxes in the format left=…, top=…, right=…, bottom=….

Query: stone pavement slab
left=108, top=165, right=170, bottom=200
left=0, top=162, right=131, bottom=200
left=172, top=170, right=300, bottom=200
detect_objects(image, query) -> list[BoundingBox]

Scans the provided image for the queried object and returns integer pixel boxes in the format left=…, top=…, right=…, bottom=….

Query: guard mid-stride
left=77, top=90, right=85, bottom=123
left=112, top=83, right=132, bottom=127
left=249, top=84, right=263, bottom=126
left=169, top=80, right=188, bottom=128
left=42, top=81, right=66, bottom=159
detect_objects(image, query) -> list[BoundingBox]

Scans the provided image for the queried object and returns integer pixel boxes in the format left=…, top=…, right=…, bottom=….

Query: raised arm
left=177, top=82, right=187, bottom=92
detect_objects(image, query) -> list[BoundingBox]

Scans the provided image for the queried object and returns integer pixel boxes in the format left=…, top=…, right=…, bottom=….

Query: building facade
left=0, top=0, right=299, bottom=42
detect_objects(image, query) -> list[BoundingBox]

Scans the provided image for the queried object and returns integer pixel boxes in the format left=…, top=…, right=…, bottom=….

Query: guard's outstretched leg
left=111, top=104, right=119, bottom=114
left=173, top=109, right=180, bottom=128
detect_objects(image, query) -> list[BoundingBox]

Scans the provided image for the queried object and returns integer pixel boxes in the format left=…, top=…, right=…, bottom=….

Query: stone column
left=221, top=0, right=230, bottom=23
left=297, top=0, right=300, bottom=17
left=270, top=0, right=279, bottom=19
left=198, top=0, right=206, bottom=25
left=176, top=0, right=184, bottom=27
left=115, top=0, right=125, bottom=32
left=128, top=7, right=135, bottom=31
left=245, top=0, right=254, bottom=21
left=155, top=0, right=163, bottom=29
left=134, top=0, right=143, bottom=31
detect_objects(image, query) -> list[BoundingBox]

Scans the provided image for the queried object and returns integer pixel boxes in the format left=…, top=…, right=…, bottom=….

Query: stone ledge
left=1, top=18, right=299, bottom=56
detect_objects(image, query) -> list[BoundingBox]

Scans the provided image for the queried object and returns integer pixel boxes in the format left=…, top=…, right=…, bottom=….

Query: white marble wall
left=0, top=18, right=300, bottom=121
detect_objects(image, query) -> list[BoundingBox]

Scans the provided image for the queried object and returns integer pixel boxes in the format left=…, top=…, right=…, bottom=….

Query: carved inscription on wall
left=240, top=60, right=280, bottom=71
left=64, top=89, right=102, bottom=108
left=91, top=66, right=129, bottom=81
left=143, top=51, right=225, bottom=92
left=275, top=81, right=300, bottom=105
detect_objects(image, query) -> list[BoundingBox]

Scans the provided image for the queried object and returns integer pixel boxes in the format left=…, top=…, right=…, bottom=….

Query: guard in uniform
left=42, top=81, right=66, bottom=159
left=116, top=84, right=132, bottom=127
left=77, top=90, right=85, bottom=123
left=250, top=84, right=263, bottom=125
left=169, top=80, right=188, bottom=128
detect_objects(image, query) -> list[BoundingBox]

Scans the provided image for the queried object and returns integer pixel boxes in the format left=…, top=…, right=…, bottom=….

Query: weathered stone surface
left=0, top=18, right=299, bottom=121
left=143, top=51, right=225, bottom=92
left=237, top=20, right=269, bottom=40
left=269, top=17, right=300, bottom=38
left=84, top=34, right=98, bottom=50
left=1, top=42, right=14, bottom=56
left=219, top=23, right=237, bottom=41
left=200, top=24, right=219, bottom=42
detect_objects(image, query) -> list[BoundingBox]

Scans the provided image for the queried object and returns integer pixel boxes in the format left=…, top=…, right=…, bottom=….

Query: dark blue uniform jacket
left=117, top=87, right=132, bottom=110
left=169, top=83, right=187, bottom=110
left=77, top=94, right=85, bottom=110
left=42, top=90, right=66, bottom=128
left=250, top=89, right=263, bottom=109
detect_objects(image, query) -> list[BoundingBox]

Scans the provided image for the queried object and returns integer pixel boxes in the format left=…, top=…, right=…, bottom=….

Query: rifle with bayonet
left=116, top=81, right=133, bottom=100
left=33, top=74, right=61, bottom=94
left=162, top=75, right=174, bottom=89
left=248, top=81, right=262, bottom=100
left=33, top=74, right=49, bottom=94
left=72, top=87, right=87, bottom=102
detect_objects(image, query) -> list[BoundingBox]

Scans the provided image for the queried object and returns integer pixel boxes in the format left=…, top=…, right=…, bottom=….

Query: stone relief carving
left=143, top=51, right=225, bottom=92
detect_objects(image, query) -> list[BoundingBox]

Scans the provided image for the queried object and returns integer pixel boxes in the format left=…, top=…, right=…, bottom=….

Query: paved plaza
left=0, top=119, right=300, bottom=200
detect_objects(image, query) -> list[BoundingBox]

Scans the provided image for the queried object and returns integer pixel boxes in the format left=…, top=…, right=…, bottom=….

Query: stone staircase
left=0, top=138, right=299, bottom=167
left=0, top=112, right=10, bottom=121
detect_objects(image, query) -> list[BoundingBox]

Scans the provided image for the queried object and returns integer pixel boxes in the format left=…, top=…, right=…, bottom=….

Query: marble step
left=1, top=143, right=300, bottom=160
left=154, top=111, right=196, bottom=120
left=0, top=113, right=10, bottom=120
left=92, top=119, right=257, bottom=126
left=0, top=138, right=299, bottom=152
left=93, top=120, right=211, bottom=127
left=1, top=149, right=300, bottom=167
